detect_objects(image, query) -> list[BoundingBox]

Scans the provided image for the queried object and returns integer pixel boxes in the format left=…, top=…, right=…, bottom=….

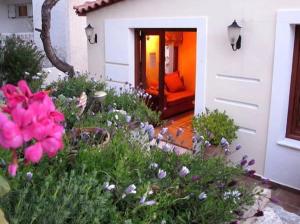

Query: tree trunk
left=40, top=0, right=75, bottom=77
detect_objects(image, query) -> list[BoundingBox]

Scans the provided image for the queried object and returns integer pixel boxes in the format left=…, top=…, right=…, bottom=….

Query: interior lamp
left=227, top=20, right=242, bottom=51
left=85, top=24, right=97, bottom=44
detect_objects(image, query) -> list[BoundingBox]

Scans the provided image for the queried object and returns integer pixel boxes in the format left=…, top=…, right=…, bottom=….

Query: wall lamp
left=228, top=20, right=242, bottom=51
left=85, top=24, right=97, bottom=44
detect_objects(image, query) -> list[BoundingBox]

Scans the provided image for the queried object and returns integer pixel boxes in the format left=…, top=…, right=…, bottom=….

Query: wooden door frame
left=135, top=28, right=197, bottom=112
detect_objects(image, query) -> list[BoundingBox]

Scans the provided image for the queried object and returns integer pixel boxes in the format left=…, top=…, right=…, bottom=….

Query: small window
left=286, top=25, right=300, bottom=140
left=8, top=4, right=32, bottom=18
left=18, top=5, right=28, bottom=17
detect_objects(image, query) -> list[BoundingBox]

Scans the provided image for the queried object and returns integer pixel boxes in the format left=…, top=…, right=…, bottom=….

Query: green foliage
left=54, top=95, right=80, bottom=130
left=0, top=37, right=44, bottom=88
left=76, top=131, right=254, bottom=223
left=0, top=129, right=254, bottom=224
left=104, top=88, right=161, bottom=125
left=48, top=74, right=105, bottom=98
left=193, top=109, right=239, bottom=145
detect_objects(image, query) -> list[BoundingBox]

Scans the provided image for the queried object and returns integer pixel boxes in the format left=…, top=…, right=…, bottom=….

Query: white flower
left=160, top=127, right=168, bottom=135
left=158, top=169, right=167, bottom=179
left=157, top=134, right=164, bottom=140
left=161, top=220, right=167, bottom=224
left=162, top=143, right=173, bottom=153
left=140, top=194, right=147, bottom=204
left=224, top=190, right=241, bottom=200
left=26, top=172, right=33, bottom=181
left=199, top=192, right=207, bottom=201
left=149, top=162, right=159, bottom=169
left=125, top=184, right=137, bottom=195
left=107, top=120, right=112, bottom=127
left=103, top=182, right=115, bottom=191
left=179, top=166, right=190, bottom=177
left=144, top=200, right=156, bottom=206
left=126, top=115, right=131, bottom=123
left=115, top=114, right=119, bottom=120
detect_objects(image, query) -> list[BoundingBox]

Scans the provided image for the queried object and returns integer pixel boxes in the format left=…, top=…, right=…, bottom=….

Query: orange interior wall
left=146, top=35, right=160, bottom=86
left=178, top=32, right=196, bottom=92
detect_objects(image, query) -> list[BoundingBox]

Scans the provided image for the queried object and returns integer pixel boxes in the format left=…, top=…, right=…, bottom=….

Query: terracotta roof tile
left=74, top=0, right=124, bottom=16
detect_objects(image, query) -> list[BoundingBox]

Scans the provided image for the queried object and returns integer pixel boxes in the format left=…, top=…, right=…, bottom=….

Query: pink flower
left=0, top=112, right=23, bottom=149
left=0, top=80, right=65, bottom=175
left=8, top=163, right=18, bottom=177
left=41, top=137, right=63, bottom=158
left=25, top=143, right=43, bottom=164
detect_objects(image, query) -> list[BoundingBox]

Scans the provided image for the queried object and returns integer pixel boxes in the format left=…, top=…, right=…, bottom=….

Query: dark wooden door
left=135, top=29, right=165, bottom=111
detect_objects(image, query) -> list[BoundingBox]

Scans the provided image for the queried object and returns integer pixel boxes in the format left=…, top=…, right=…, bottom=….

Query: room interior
left=137, top=30, right=197, bottom=119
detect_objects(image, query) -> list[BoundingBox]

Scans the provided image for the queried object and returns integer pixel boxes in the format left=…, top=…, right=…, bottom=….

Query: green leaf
left=0, top=175, right=10, bottom=197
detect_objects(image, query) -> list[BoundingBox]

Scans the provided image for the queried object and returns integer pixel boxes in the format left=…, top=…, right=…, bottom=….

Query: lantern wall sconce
left=85, top=24, right=97, bottom=44
left=227, top=20, right=242, bottom=51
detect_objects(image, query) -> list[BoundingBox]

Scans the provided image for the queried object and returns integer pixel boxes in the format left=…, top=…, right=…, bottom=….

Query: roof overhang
left=74, top=0, right=124, bottom=16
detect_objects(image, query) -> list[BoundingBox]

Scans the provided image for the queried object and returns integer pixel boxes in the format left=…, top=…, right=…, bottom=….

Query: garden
left=0, top=36, right=261, bottom=224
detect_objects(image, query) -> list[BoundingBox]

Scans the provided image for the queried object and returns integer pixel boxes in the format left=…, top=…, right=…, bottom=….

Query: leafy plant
left=104, top=87, right=161, bottom=125
left=48, top=74, right=105, bottom=98
left=0, top=36, right=44, bottom=88
left=193, top=109, right=239, bottom=145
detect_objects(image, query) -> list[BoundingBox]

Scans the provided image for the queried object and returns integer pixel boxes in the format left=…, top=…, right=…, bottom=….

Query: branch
left=40, top=0, right=75, bottom=77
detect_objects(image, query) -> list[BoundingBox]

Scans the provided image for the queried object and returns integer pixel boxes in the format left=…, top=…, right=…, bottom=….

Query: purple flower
left=240, top=159, right=247, bottom=166
left=157, top=169, right=167, bottom=179
left=220, top=137, right=229, bottom=148
left=235, top=144, right=242, bottom=150
left=192, top=175, right=201, bottom=182
left=144, top=200, right=156, bottom=206
left=179, top=166, right=190, bottom=177
left=26, top=172, right=33, bottom=181
left=124, top=184, right=137, bottom=196
left=248, top=159, right=255, bottom=166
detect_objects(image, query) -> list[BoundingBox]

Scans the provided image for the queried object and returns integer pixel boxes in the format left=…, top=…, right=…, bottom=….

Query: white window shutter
left=27, top=4, right=33, bottom=17
left=8, top=5, right=16, bottom=18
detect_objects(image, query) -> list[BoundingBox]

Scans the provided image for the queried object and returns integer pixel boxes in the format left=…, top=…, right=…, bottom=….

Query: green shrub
left=193, top=109, right=239, bottom=145
left=48, top=74, right=105, bottom=98
left=75, top=131, right=255, bottom=224
left=54, top=95, right=81, bottom=130
left=0, top=37, right=44, bottom=88
left=104, top=88, right=161, bottom=125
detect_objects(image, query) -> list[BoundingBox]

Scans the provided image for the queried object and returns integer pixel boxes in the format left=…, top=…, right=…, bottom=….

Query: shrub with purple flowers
left=193, top=108, right=239, bottom=146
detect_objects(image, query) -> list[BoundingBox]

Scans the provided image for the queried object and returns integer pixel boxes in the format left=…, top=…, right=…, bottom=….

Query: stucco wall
left=0, top=0, right=33, bottom=33
left=83, top=0, right=300, bottom=186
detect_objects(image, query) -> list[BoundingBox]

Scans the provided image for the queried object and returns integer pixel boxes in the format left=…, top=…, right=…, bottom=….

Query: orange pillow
left=165, top=72, right=185, bottom=92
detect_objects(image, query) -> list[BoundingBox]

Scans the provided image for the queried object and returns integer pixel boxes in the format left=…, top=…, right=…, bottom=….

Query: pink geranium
left=0, top=80, right=65, bottom=176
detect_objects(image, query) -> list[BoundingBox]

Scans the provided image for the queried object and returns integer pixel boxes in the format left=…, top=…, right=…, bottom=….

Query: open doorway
left=135, top=29, right=197, bottom=119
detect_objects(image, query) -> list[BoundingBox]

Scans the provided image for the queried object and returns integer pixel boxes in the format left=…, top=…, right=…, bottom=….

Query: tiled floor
left=156, top=111, right=300, bottom=216
left=156, top=111, right=194, bottom=149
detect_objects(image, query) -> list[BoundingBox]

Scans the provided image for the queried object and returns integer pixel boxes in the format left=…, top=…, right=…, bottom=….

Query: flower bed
left=0, top=79, right=259, bottom=224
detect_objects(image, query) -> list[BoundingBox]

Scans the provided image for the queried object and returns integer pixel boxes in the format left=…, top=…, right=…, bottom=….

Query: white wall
left=83, top=0, right=300, bottom=188
left=0, top=0, right=33, bottom=33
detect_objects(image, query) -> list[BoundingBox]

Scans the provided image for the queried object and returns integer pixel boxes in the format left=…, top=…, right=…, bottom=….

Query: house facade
left=0, top=0, right=88, bottom=75
left=75, top=0, right=300, bottom=190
